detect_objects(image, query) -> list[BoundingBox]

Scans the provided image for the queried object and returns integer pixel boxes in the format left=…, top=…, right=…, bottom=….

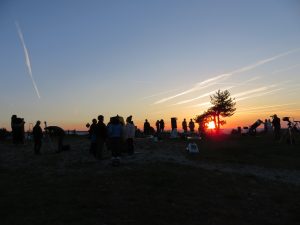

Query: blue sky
left=1, top=0, right=300, bottom=130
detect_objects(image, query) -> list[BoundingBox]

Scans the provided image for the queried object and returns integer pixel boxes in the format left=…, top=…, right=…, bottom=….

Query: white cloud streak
left=141, top=88, right=183, bottom=100
left=153, top=48, right=300, bottom=104
left=271, top=63, right=300, bottom=74
left=235, top=88, right=283, bottom=102
left=175, top=77, right=261, bottom=106
left=233, top=85, right=276, bottom=98
left=15, top=21, right=41, bottom=99
left=174, top=86, right=234, bottom=105
left=153, top=73, right=231, bottom=104
left=237, top=103, right=298, bottom=113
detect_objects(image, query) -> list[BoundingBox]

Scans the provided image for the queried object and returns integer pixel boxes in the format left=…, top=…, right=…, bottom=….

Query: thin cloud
left=141, top=88, right=183, bottom=100
left=153, top=48, right=300, bottom=104
left=238, top=103, right=298, bottom=113
left=153, top=74, right=231, bottom=104
left=191, top=102, right=212, bottom=108
left=233, top=85, right=275, bottom=98
left=16, top=21, right=41, bottom=99
left=271, top=63, right=300, bottom=74
left=175, top=77, right=261, bottom=106
left=174, top=86, right=234, bottom=105
left=236, top=88, right=283, bottom=101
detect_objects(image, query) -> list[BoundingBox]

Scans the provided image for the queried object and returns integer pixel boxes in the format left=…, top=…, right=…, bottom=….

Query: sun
left=207, top=121, right=216, bottom=129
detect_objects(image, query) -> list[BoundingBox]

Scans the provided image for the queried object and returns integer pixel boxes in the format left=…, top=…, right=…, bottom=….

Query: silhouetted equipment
left=44, top=126, right=65, bottom=136
left=248, top=119, right=263, bottom=135
left=186, top=142, right=199, bottom=154
left=110, top=115, right=125, bottom=125
left=44, top=123, right=67, bottom=152
left=281, top=117, right=299, bottom=145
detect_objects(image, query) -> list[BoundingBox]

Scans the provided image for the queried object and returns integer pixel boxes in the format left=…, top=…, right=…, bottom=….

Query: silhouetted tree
left=195, top=109, right=215, bottom=133
left=209, top=90, right=236, bottom=130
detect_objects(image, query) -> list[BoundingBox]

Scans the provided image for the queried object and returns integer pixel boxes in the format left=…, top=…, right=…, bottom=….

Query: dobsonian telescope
left=248, top=119, right=263, bottom=135
left=44, top=121, right=67, bottom=152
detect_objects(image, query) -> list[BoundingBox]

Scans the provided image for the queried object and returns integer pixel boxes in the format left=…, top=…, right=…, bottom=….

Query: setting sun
left=207, top=121, right=216, bottom=129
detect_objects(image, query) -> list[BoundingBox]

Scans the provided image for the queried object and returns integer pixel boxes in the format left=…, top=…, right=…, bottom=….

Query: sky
left=1, top=0, right=300, bottom=131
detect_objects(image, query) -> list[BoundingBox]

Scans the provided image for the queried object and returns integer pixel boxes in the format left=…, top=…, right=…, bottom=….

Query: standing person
left=271, top=114, right=281, bottom=140
left=96, top=115, right=107, bottom=160
left=264, top=119, right=268, bottom=133
left=143, top=119, right=150, bottom=135
left=189, top=119, right=195, bottom=132
left=124, top=115, right=135, bottom=155
left=159, top=119, right=165, bottom=133
left=155, top=120, right=160, bottom=133
left=107, top=116, right=123, bottom=166
left=89, top=119, right=98, bottom=157
left=182, top=118, right=188, bottom=133
left=11, top=115, right=18, bottom=144
left=32, top=121, right=43, bottom=155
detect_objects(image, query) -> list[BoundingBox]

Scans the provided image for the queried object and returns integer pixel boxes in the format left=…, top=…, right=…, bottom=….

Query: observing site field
left=1, top=132, right=300, bottom=225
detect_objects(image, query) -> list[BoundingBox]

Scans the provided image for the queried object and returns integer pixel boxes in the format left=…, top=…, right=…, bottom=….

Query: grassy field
left=190, top=132, right=300, bottom=170
left=0, top=133, right=299, bottom=225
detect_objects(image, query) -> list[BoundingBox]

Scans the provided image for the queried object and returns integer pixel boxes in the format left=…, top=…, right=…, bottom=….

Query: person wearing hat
left=32, top=121, right=43, bottom=155
left=271, top=114, right=281, bottom=140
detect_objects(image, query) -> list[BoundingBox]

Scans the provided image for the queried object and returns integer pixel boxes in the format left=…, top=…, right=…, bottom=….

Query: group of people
left=144, top=118, right=196, bottom=134
left=261, top=114, right=282, bottom=140
left=87, top=115, right=136, bottom=162
left=182, top=119, right=195, bottom=133
left=155, top=119, right=165, bottom=133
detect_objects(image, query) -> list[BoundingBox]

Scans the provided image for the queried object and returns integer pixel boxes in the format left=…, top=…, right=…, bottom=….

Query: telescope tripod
left=281, top=125, right=296, bottom=145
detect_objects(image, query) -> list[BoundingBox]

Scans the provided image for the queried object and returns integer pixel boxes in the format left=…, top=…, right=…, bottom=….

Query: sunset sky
left=1, top=0, right=300, bottom=131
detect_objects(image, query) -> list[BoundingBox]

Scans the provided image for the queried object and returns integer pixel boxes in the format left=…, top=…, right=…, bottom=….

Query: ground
left=0, top=132, right=299, bottom=225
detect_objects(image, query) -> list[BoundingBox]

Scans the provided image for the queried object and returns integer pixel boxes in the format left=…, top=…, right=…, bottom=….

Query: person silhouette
left=89, top=119, right=98, bottom=156
left=107, top=116, right=123, bottom=165
left=182, top=118, right=188, bottom=133
left=96, top=115, right=107, bottom=159
left=144, top=119, right=150, bottom=135
left=32, top=121, right=43, bottom=155
left=159, top=119, right=165, bottom=133
left=189, top=119, right=195, bottom=132
left=124, top=115, right=135, bottom=155
left=155, top=120, right=160, bottom=133
left=271, top=114, right=281, bottom=140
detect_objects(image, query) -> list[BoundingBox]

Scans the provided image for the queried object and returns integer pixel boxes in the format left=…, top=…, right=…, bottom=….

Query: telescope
left=282, top=117, right=290, bottom=122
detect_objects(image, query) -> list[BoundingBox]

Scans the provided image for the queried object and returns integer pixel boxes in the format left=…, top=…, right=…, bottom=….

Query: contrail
left=233, top=85, right=275, bottom=98
left=174, top=77, right=260, bottom=105
left=237, top=103, right=298, bottom=113
left=15, top=21, right=41, bottom=99
left=174, top=86, right=234, bottom=105
left=141, top=87, right=183, bottom=100
left=154, top=74, right=230, bottom=104
left=153, top=48, right=300, bottom=104
left=235, top=88, right=283, bottom=101
left=271, top=63, right=300, bottom=74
